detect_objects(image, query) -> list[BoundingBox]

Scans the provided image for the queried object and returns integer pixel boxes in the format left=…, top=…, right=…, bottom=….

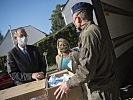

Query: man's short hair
left=14, top=28, right=27, bottom=40
left=16, top=28, right=26, bottom=34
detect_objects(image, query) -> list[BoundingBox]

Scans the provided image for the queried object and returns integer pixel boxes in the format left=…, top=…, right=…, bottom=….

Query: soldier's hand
left=54, top=81, right=69, bottom=99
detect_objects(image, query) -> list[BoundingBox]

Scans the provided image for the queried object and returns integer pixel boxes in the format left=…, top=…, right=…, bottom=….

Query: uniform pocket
left=79, top=47, right=88, bottom=67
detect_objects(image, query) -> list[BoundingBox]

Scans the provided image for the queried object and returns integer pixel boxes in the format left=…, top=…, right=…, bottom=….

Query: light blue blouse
left=61, top=57, right=72, bottom=71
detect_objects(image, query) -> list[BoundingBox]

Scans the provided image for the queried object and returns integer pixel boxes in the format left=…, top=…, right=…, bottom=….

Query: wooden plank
left=0, top=79, right=46, bottom=100
left=0, top=70, right=83, bottom=100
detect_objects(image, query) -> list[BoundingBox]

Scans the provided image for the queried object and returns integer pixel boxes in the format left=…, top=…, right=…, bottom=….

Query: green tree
left=50, top=4, right=66, bottom=34
left=0, top=31, right=3, bottom=43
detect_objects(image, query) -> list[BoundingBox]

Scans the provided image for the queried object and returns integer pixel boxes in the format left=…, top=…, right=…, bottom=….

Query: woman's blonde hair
left=57, top=38, right=71, bottom=54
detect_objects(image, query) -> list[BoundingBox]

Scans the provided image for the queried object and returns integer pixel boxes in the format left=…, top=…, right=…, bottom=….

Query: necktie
left=23, top=49, right=30, bottom=62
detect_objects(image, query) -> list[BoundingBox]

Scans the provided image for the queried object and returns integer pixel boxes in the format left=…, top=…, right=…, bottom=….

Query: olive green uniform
left=67, top=21, right=119, bottom=100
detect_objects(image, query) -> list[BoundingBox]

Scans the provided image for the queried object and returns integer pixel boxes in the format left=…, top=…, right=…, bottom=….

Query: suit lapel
left=26, top=45, right=31, bottom=62
left=15, top=45, right=30, bottom=63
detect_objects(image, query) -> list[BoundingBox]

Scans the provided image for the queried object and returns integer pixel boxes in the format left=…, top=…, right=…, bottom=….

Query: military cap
left=71, top=2, right=93, bottom=14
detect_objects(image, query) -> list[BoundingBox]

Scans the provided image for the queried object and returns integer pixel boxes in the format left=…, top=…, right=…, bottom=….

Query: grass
left=47, top=64, right=57, bottom=72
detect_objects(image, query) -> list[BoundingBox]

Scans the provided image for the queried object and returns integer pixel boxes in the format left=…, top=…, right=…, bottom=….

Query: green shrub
left=0, top=56, right=7, bottom=72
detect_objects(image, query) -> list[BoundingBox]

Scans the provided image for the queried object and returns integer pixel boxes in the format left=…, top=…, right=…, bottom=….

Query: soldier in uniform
left=54, top=2, right=119, bottom=100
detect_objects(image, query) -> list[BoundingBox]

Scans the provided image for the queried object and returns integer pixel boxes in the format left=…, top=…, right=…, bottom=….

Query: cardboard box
left=0, top=70, right=84, bottom=100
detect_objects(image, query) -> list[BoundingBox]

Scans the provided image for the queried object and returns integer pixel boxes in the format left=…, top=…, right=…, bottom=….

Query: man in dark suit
left=7, top=28, right=46, bottom=85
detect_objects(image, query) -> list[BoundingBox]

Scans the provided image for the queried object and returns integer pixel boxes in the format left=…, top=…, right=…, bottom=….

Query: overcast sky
left=0, top=0, right=67, bottom=37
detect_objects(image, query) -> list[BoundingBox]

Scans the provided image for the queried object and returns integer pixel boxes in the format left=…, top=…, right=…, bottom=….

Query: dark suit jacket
left=7, top=45, right=46, bottom=85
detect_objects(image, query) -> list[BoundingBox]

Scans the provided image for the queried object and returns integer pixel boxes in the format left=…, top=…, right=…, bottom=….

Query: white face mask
left=18, top=36, right=28, bottom=46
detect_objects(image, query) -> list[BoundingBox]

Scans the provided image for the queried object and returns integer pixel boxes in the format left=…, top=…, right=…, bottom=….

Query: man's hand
left=32, top=72, right=44, bottom=80
left=54, top=81, right=69, bottom=99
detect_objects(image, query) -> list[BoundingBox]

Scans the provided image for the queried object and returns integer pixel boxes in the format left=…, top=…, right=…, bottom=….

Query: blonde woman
left=56, top=38, right=79, bottom=73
